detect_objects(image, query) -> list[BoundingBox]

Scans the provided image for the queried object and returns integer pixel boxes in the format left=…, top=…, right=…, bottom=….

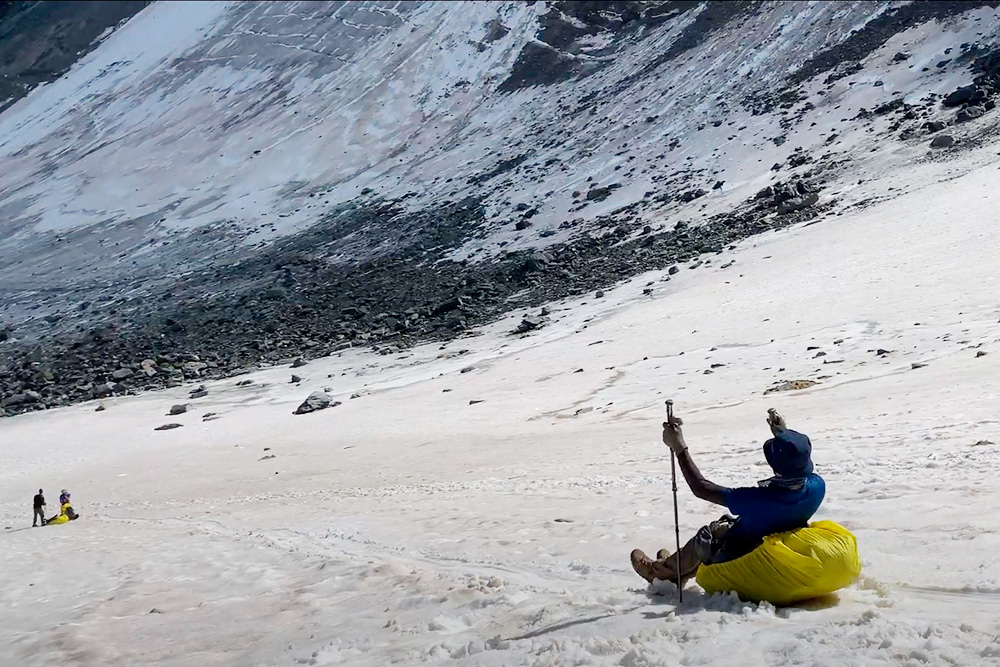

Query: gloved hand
left=766, top=408, right=787, bottom=435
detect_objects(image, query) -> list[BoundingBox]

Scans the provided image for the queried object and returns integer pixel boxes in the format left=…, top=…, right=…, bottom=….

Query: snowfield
left=3, top=146, right=1000, bottom=665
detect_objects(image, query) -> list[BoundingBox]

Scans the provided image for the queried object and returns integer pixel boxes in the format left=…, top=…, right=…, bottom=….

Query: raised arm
left=662, top=419, right=730, bottom=506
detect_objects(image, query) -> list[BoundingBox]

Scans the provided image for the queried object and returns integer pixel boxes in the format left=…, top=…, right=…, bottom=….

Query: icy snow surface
left=2, top=147, right=1000, bottom=664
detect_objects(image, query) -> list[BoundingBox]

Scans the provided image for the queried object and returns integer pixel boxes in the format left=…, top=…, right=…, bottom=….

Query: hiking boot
left=631, top=548, right=685, bottom=585
left=631, top=549, right=658, bottom=583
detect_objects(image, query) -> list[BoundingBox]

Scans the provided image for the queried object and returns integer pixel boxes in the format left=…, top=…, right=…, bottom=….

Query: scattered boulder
left=678, top=188, right=708, bottom=203
left=776, top=193, right=819, bottom=214
left=586, top=186, right=613, bottom=202
left=515, top=219, right=533, bottom=230
left=787, top=151, right=811, bottom=168
left=91, top=382, right=119, bottom=399
left=189, top=385, right=208, bottom=399
left=942, top=84, right=986, bottom=107
left=291, top=374, right=302, bottom=383
left=168, top=404, right=188, bottom=416
left=956, top=105, right=985, bottom=123
left=924, top=120, right=946, bottom=133
left=183, top=361, right=208, bottom=374
left=294, top=391, right=337, bottom=415
left=513, top=315, right=545, bottom=334
left=95, top=404, right=106, bottom=412
left=291, top=358, right=307, bottom=368
left=764, top=379, right=818, bottom=395
left=930, top=134, right=955, bottom=148
left=1, top=390, right=42, bottom=407
left=154, top=423, right=183, bottom=431
left=976, top=350, right=987, bottom=358
left=111, top=368, right=134, bottom=381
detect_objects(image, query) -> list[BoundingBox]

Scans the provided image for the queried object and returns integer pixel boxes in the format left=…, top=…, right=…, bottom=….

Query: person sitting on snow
left=44, top=500, right=80, bottom=525
left=631, top=408, right=825, bottom=586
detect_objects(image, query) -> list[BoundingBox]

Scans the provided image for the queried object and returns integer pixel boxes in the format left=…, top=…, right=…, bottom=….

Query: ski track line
left=95, top=511, right=632, bottom=591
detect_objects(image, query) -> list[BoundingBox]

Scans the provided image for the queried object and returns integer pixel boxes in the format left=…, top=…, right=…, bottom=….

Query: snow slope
left=2, top=145, right=1000, bottom=665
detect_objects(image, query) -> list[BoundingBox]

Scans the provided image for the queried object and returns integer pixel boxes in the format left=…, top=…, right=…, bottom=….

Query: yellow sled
left=45, top=503, right=78, bottom=526
left=696, top=520, right=860, bottom=605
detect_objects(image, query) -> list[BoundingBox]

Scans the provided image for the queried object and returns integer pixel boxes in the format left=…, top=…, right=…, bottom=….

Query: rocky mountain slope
left=2, top=0, right=1000, bottom=414
left=0, top=1, right=149, bottom=112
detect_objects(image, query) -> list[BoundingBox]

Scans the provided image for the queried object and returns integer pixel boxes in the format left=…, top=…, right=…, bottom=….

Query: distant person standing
left=33, top=489, right=46, bottom=527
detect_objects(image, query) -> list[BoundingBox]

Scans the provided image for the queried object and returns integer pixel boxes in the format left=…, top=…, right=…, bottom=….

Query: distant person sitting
left=33, top=489, right=46, bottom=527
left=45, top=499, right=80, bottom=526
left=60, top=489, right=70, bottom=505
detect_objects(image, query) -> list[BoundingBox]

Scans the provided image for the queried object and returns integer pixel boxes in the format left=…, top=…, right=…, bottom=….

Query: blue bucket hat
left=763, top=429, right=813, bottom=478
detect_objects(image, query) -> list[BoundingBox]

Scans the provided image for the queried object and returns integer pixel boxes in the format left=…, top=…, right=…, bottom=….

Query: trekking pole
left=666, top=400, right=683, bottom=603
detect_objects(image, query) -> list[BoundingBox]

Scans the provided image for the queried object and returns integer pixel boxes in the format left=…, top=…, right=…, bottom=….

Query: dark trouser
left=639, top=515, right=759, bottom=584
left=33, top=507, right=45, bottom=526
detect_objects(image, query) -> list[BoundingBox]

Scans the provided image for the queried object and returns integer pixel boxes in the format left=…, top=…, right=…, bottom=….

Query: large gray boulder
left=1, top=390, right=42, bottom=407
left=930, top=134, right=955, bottom=148
left=776, top=193, right=819, bottom=214
left=294, top=391, right=340, bottom=415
